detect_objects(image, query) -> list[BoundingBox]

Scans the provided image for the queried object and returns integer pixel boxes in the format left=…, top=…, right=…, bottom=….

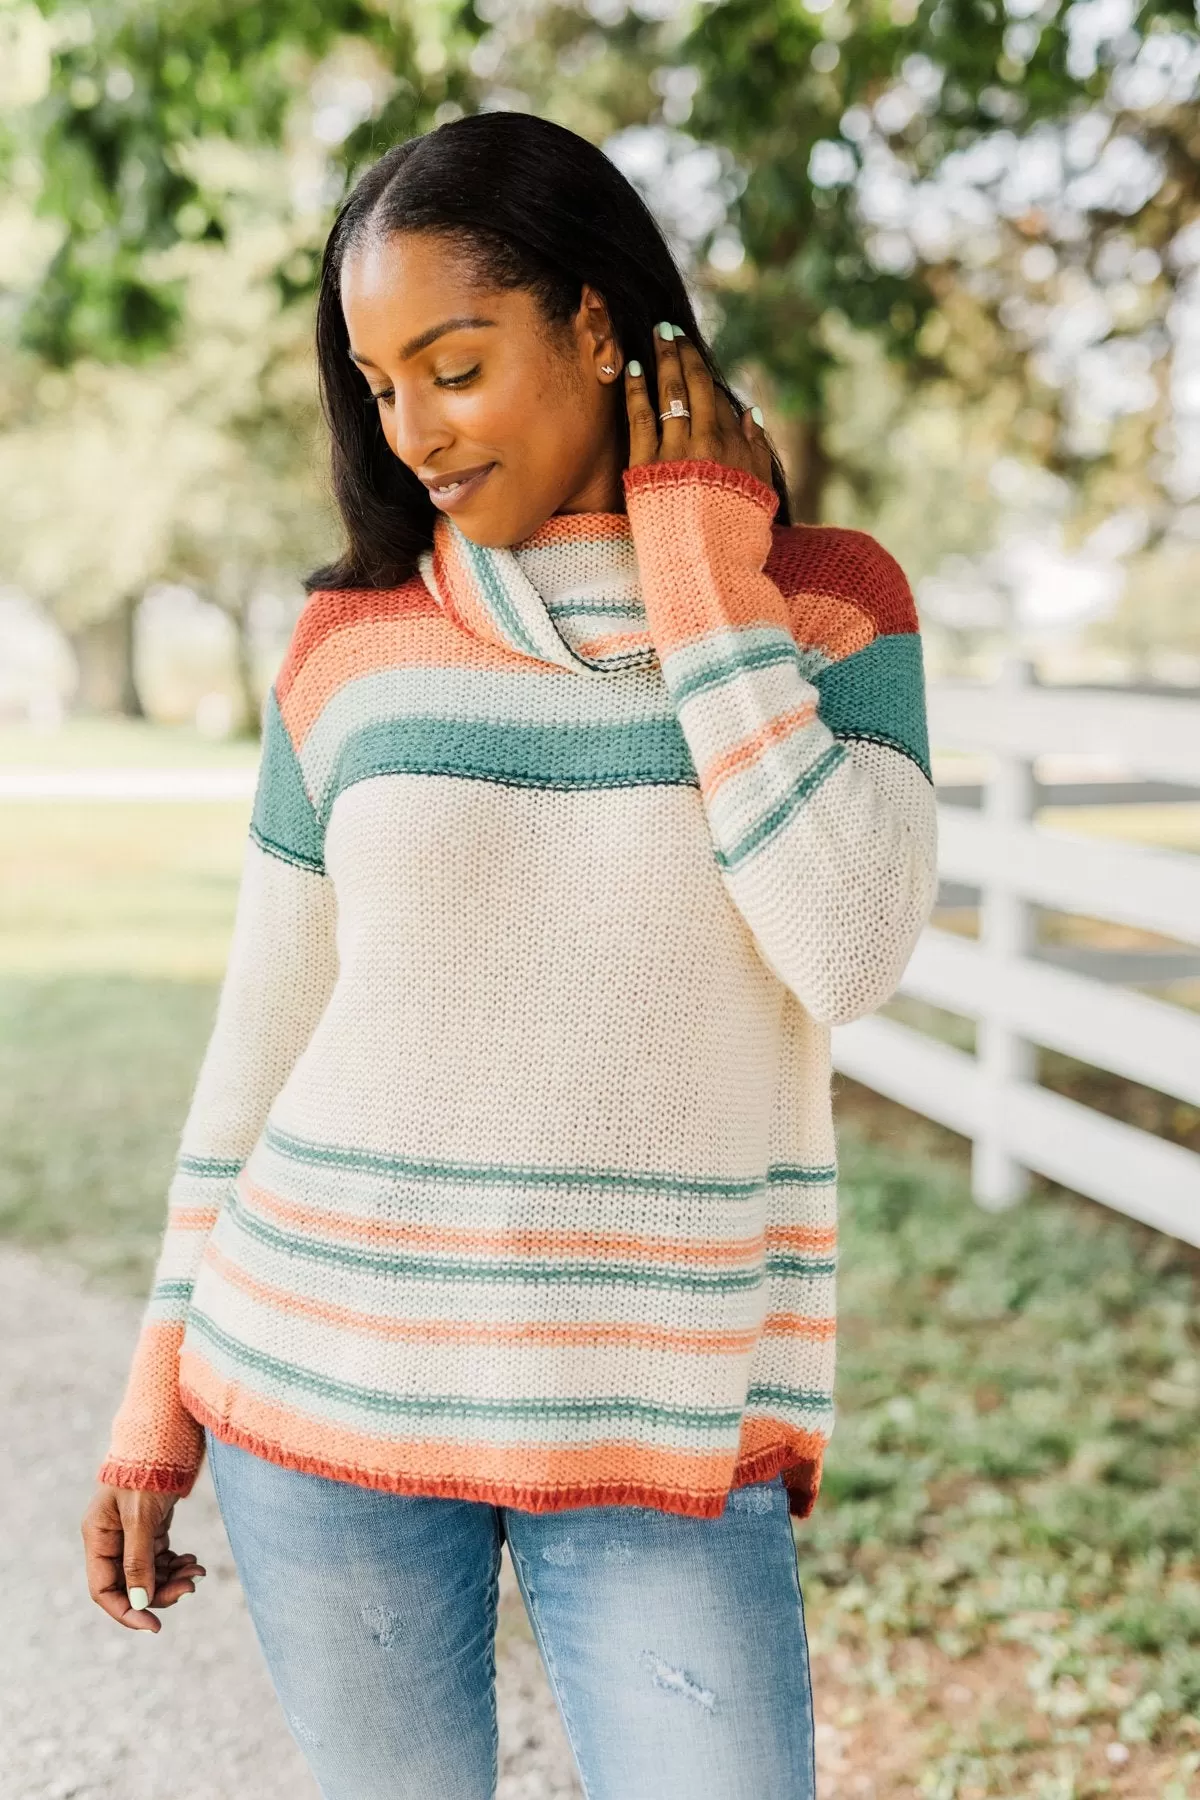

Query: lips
left=424, top=464, right=496, bottom=512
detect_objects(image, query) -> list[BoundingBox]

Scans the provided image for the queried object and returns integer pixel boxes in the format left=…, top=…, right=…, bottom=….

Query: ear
left=578, top=281, right=620, bottom=374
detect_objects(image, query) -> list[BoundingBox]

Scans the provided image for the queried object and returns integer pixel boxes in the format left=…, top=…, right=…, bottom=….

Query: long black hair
left=308, top=111, right=791, bottom=592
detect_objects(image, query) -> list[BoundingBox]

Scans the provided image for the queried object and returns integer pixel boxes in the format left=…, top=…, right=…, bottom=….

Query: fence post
left=971, top=653, right=1036, bottom=1210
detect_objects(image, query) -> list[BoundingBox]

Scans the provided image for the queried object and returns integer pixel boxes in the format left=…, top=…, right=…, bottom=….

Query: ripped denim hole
left=362, top=1602, right=403, bottom=1648
left=640, top=1650, right=716, bottom=1711
left=725, top=1482, right=776, bottom=1515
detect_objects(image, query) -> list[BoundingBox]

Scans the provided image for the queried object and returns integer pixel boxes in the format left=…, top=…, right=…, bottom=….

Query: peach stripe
left=106, top=1322, right=204, bottom=1471
left=697, top=700, right=819, bottom=800
left=170, top=1207, right=221, bottom=1231
left=762, top=1311, right=837, bottom=1341
left=764, top=1224, right=837, bottom=1252
left=180, top=1353, right=826, bottom=1513
left=515, top=512, right=634, bottom=550
left=200, top=1241, right=760, bottom=1352
left=786, top=599, right=877, bottom=662
left=281, top=610, right=549, bottom=747
left=239, top=1177, right=767, bottom=1268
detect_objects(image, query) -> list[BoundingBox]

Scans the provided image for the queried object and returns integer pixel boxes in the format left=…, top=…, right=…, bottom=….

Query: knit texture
left=98, top=458, right=938, bottom=1520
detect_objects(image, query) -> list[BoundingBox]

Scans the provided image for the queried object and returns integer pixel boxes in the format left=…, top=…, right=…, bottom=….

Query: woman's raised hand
left=82, top=1483, right=206, bottom=1632
left=624, top=321, right=775, bottom=486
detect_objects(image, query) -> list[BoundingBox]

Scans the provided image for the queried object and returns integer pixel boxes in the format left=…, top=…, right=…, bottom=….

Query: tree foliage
left=4, top=0, right=485, bottom=363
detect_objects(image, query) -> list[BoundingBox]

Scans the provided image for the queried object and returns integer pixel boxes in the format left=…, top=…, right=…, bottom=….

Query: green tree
left=483, top=0, right=1199, bottom=533
left=0, top=0, right=484, bottom=716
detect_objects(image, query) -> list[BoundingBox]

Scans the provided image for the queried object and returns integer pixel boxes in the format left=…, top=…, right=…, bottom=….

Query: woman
left=82, top=111, right=937, bottom=1799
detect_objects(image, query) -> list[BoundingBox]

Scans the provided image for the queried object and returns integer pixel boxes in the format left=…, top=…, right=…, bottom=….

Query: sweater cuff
left=621, top=458, right=790, bottom=645
left=96, top=1458, right=200, bottom=1496
left=97, top=1319, right=205, bottom=1495
left=623, top=456, right=780, bottom=519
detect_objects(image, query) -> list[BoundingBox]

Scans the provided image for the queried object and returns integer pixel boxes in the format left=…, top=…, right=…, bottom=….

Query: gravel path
left=0, top=1243, right=582, bottom=1800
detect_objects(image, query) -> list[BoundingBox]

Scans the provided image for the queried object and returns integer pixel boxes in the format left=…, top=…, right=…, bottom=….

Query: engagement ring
left=659, top=399, right=691, bottom=421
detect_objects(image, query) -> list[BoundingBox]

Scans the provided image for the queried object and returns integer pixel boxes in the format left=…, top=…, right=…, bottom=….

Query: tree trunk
left=69, top=593, right=144, bottom=716
left=778, top=411, right=830, bottom=526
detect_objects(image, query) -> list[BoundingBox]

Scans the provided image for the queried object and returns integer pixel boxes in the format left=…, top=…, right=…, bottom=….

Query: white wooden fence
left=832, top=662, right=1200, bottom=1248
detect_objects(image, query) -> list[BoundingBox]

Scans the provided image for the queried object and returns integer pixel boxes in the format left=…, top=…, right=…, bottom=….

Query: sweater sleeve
left=623, top=457, right=937, bottom=1025
left=96, top=689, right=338, bottom=1493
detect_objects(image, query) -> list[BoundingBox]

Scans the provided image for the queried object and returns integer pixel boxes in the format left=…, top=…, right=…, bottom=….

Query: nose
left=387, top=384, right=451, bottom=474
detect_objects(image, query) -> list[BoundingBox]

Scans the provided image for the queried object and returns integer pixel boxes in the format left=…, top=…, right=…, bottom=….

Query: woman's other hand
left=625, top=321, right=775, bottom=485
left=82, top=1484, right=206, bottom=1632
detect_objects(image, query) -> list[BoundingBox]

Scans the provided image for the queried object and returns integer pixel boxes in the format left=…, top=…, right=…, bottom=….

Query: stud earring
left=601, top=363, right=616, bottom=375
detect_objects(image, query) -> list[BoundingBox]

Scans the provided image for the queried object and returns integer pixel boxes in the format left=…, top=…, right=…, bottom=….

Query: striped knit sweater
left=98, top=458, right=937, bottom=1521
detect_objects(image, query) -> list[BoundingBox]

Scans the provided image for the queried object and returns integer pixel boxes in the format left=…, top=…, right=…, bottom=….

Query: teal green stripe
left=252, top=689, right=326, bottom=872
left=747, top=1384, right=833, bottom=1409
left=666, top=634, right=800, bottom=706
left=466, top=541, right=544, bottom=658
left=817, top=632, right=931, bottom=780
left=226, top=1189, right=765, bottom=1293
left=768, top=1163, right=836, bottom=1184
left=264, top=1124, right=764, bottom=1201
left=153, top=1278, right=194, bottom=1302
left=714, top=741, right=848, bottom=871
left=765, top=1257, right=837, bottom=1278
left=177, top=1155, right=242, bottom=1179
left=186, top=1310, right=746, bottom=1431
left=320, top=714, right=698, bottom=820
left=546, top=600, right=645, bottom=618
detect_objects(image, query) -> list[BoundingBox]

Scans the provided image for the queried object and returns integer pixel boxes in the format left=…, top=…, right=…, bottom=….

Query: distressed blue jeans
left=204, top=1426, right=817, bottom=1800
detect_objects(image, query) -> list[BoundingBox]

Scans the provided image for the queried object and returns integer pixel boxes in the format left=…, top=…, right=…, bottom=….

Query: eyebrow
left=348, top=315, right=498, bottom=367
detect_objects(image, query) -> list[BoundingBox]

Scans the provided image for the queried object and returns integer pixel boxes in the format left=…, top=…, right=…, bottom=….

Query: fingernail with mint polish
left=628, top=360, right=642, bottom=377
left=751, top=406, right=764, bottom=427
left=128, top=1586, right=150, bottom=1611
left=657, top=321, right=674, bottom=339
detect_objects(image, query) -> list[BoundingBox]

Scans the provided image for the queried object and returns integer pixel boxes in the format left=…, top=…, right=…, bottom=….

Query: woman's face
left=340, top=229, right=627, bottom=546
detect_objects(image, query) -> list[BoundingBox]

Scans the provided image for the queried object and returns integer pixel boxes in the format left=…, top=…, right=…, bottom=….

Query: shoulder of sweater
left=274, top=572, right=435, bottom=708
left=766, top=521, right=919, bottom=639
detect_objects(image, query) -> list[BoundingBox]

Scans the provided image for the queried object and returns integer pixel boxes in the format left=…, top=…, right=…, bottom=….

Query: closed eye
left=364, top=367, right=480, bottom=408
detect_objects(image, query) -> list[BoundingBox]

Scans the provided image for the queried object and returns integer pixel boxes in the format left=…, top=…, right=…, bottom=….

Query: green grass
left=4, top=800, right=248, bottom=977
left=814, top=1106, right=1200, bottom=1784
left=4, top=779, right=1199, bottom=1793
left=0, top=975, right=220, bottom=1286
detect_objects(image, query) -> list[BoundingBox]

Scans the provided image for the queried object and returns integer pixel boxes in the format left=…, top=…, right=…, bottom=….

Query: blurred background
left=2, top=2, right=1199, bottom=1797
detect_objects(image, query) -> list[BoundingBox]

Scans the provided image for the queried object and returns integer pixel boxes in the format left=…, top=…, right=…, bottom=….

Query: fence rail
left=832, top=665, right=1200, bottom=1248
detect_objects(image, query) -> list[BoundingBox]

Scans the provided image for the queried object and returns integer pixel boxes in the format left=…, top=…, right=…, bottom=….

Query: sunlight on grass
left=3, top=801, right=249, bottom=977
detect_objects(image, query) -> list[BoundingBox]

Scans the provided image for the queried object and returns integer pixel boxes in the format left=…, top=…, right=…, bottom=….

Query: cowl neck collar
left=417, top=507, right=658, bottom=677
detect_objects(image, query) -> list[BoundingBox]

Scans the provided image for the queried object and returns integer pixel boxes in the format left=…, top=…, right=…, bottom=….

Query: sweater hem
left=96, top=1457, right=199, bottom=1497
left=181, top=1386, right=823, bottom=1522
